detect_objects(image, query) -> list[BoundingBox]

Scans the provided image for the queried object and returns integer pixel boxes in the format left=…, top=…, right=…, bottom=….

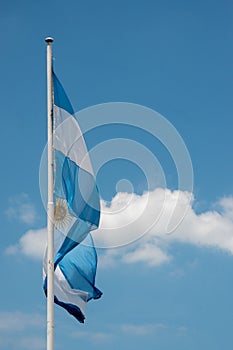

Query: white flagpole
left=45, top=36, right=54, bottom=350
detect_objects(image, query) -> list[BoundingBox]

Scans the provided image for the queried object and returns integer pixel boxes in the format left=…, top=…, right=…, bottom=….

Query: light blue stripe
left=54, top=150, right=100, bottom=228
left=54, top=150, right=66, bottom=199
left=53, top=72, right=74, bottom=115
left=54, top=150, right=97, bottom=264
left=62, top=155, right=100, bottom=227
left=54, top=218, right=91, bottom=267
left=59, top=234, right=102, bottom=301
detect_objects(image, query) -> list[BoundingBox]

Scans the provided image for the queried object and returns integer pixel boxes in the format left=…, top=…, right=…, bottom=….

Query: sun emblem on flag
left=54, top=198, right=73, bottom=229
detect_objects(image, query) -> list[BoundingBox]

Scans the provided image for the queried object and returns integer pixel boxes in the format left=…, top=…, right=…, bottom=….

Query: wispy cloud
left=0, top=311, right=44, bottom=332
left=16, top=336, right=45, bottom=350
left=71, top=330, right=112, bottom=343
left=120, top=323, right=166, bottom=335
left=0, top=311, right=45, bottom=349
left=0, top=335, right=45, bottom=350
left=5, top=193, right=37, bottom=225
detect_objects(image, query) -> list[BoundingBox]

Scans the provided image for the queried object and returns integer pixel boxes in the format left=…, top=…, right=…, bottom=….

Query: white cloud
left=5, top=190, right=233, bottom=267
left=93, top=189, right=194, bottom=248
left=5, top=194, right=37, bottom=225
left=218, top=196, right=233, bottom=220
left=98, top=241, right=171, bottom=268
left=93, top=190, right=233, bottom=266
left=5, top=228, right=47, bottom=259
left=122, top=243, right=171, bottom=266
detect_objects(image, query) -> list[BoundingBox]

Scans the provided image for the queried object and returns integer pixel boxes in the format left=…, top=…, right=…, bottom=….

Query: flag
left=43, top=72, right=102, bottom=323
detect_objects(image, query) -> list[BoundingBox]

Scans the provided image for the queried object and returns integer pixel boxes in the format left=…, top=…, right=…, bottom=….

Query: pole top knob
left=45, top=37, right=54, bottom=43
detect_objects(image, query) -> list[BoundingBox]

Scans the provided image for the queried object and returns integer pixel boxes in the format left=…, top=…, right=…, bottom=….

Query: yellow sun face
left=54, top=198, right=73, bottom=229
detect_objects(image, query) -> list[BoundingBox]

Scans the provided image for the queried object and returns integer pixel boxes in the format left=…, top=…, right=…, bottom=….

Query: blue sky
left=1, top=0, right=233, bottom=349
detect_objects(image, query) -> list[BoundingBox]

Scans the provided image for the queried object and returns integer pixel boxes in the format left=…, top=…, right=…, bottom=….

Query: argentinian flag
left=43, top=73, right=102, bottom=323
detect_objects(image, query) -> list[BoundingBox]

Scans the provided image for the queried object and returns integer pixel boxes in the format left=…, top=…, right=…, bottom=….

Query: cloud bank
left=6, top=189, right=233, bottom=267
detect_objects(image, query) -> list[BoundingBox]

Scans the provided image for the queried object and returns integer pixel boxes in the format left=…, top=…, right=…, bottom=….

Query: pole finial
left=45, top=37, right=54, bottom=43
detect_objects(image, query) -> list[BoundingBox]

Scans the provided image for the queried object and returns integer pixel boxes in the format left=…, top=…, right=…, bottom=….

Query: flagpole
left=45, top=36, right=54, bottom=350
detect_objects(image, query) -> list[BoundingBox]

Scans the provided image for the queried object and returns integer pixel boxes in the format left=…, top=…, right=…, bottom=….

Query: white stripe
left=54, top=265, right=88, bottom=316
left=43, top=219, right=80, bottom=266
left=53, top=105, right=93, bottom=176
left=43, top=251, right=87, bottom=316
left=54, top=217, right=77, bottom=254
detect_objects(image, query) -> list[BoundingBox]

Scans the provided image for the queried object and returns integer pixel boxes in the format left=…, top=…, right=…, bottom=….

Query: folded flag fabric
left=43, top=72, right=102, bottom=323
